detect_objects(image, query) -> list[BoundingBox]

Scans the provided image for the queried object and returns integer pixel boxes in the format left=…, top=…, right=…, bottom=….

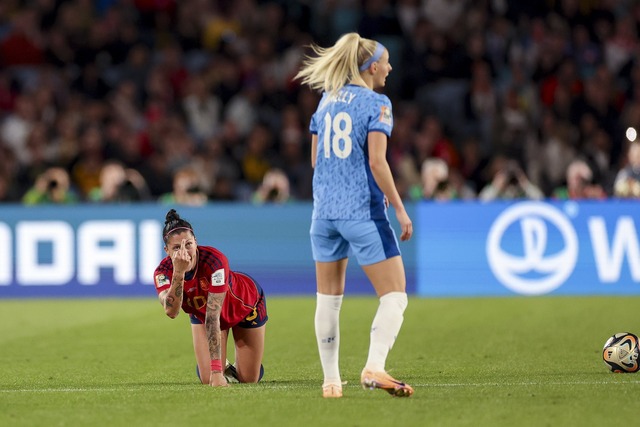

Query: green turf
left=1, top=296, right=639, bottom=427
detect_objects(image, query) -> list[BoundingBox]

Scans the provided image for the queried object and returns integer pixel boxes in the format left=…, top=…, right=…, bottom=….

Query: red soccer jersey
left=153, top=245, right=261, bottom=330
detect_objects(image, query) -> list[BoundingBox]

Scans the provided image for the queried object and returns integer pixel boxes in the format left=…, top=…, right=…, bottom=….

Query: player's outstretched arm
left=205, top=291, right=228, bottom=387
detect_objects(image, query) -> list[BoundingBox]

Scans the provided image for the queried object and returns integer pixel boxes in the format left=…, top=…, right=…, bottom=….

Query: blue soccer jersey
left=309, top=84, right=393, bottom=220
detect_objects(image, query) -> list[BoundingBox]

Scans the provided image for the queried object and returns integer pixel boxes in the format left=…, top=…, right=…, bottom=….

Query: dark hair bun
left=165, top=209, right=179, bottom=225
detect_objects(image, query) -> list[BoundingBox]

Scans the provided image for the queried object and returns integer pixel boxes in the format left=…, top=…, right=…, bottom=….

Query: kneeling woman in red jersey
left=154, top=209, right=268, bottom=387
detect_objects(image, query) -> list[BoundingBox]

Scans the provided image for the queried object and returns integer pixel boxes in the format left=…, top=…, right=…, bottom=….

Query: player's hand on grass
left=209, top=371, right=229, bottom=387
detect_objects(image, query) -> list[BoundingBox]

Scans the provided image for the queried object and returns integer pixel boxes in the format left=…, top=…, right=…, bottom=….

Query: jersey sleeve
left=209, top=266, right=228, bottom=293
left=309, top=111, right=318, bottom=135
left=309, top=93, right=328, bottom=135
left=204, top=249, right=230, bottom=294
left=153, top=258, right=173, bottom=294
left=367, top=94, right=393, bottom=137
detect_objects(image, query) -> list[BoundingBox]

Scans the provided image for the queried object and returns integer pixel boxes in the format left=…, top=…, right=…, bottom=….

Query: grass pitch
left=1, top=296, right=639, bottom=427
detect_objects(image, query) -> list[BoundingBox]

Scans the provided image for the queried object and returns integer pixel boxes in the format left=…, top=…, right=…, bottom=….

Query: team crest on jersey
left=212, top=268, right=225, bottom=286
left=199, top=278, right=208, bottom=291
left=155, top=274, right=169, bottom=288
left=379, top=106, right=392, bottom=125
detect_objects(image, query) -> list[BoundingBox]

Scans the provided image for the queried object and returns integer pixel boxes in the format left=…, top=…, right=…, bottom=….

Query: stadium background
left=0, top=1, right=639, bottom=298
left=2, top=5, right=640, bottom=426
left=1, top=199, right=639, bottom=298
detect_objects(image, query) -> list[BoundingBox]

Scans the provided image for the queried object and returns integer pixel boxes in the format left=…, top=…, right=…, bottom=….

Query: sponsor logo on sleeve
left=155, top=274, right=169, bottom=288
left=212, top=268, right=225, bottom=286
left=379, top=106, right=392, bottom=126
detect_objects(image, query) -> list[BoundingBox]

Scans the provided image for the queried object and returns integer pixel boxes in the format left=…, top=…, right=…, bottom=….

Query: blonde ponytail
left=295, top=33, right=379, bottom=96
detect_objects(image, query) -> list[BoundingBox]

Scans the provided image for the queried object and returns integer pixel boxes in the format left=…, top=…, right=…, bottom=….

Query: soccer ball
left=602, top=332, right=640, bottom=373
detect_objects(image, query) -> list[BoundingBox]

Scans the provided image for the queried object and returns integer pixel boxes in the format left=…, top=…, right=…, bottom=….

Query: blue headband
left=359, top=42, right=385, bottom=71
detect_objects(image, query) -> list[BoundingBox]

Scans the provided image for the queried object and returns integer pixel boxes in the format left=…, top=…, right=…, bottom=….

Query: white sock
left=365, top=292, right=408, bottom=372
left=315, top=293, right=343, bottom=384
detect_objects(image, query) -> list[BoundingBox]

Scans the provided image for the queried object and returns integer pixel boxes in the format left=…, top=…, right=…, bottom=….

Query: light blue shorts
left=310, top=218, right=400, bottom=265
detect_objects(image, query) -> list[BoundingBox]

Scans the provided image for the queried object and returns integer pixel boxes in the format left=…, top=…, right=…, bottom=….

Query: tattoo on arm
left=159, top=289, right=168, bottom=306
left=171, top=276, right=184, bottom=298
left=165, top=295, right=175, bottom=308
left=159, top=284, right=180, bottom=311
left=205, top=292, right=225, bottom=367
left=161, top=276, right=183, bottom=311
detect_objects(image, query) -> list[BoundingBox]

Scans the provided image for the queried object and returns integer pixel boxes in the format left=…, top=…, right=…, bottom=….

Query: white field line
left=2, top=380, right=640, bottom=393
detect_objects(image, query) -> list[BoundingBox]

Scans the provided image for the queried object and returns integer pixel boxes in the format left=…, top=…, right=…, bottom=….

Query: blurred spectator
left=239, top=123, right=275, bottom=192
left=159, top=166, right=208, bottom=206
left=603, top=15, right=637, bottom=75
left=50, top=112, right=81, bottom=168
left=388, top=103, right=420, bottom=199
left=22, top=166, right=77, bottom=205
left=0, top=8, right=45, bottom=67
left=539, top=57, right=583, bottom=109
left=464, top=60, right=498, bottom=151
left=458, top=137, right=489, bottom=194
left=138, top=151, right=174, bottom=197
left=181, top=73, right=222, bottom=144
left=582, top=127, right=614, bottom=189
left=276, top=104, right=312, bottom=200
left=530, top=109, right=577, bottom=196
left=479, top=157, right=544, bottom=201
left=17, top=122, right=53, bottom=186
left=88, top=160, right=151, bottom=203
left=1, top=93, right=37, bottom=165
left=88, top=160, right=126, bottom=202
left=116, top=168, right=151, bottom=202
left=0, top=73, right=17, bottom=118
left=252, top=168, right=291, bottom=205
left=423, top=0, right=467, bottom=34
left=0, top=144, right=22, bottom=201
left=396, top=0, right=421, bottom=37
left=570, top=24, right=601, bottom=78
left=1, top=0, right=640, bottom=204
left=71, top=61, right=110, bottom=101
left=418, top=158, right=448, bottom=200
left=70, top=124, right=106, bottom=199
left=419, top=115, right=460, bottom=170
left=448, top=167, right=477, bottom=201
left=108, top=79, right=144, bottom=131
left=552, top=158, right=607, bottom=200
left=0, top=173, right=14, bottom=202
left=613, top=142, right=640, bottom=198
left=224, top=83, right=260, bottom=138
left=358, top=0, right=402, bottom=40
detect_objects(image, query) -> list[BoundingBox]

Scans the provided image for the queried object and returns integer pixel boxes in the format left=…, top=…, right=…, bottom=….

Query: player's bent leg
left=191, top=322, right=229, bottom=384
left=231, top=324, right=265, bottom=383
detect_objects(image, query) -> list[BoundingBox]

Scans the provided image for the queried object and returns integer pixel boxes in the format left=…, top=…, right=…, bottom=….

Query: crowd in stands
left=0, top=0, right=639, bottom=205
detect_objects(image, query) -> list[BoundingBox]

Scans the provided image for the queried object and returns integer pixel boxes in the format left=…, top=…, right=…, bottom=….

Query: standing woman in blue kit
left=295, top=32, right=414, bottom=398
